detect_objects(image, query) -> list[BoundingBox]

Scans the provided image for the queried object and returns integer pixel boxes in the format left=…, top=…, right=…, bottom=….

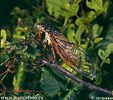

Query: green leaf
left=98, top=49, right=105, bottom=60
left=25, top=45, right=40, bottom=58
left=1, top=29, right=7, bottom=41
left=75, top=24, right=86, bottom=43
left=75, top=12, right=97, bottom=26
left=106, top=43, right=113, bottom=52
left=13, top=62, right=26, bottom=96
left=50, top=68, right=67, bottom=91
left=71, top=3, right=79, bottom=15
left=67, top=24, right=76, bottom=43
left=75, top=18, right=83, bottom=26
left=98, top=43, right=113, bottom=66
left=94, top=37, right=103, bottom=44
left=97, top=21, right=113, bottom=49
left=86, top=0, right=103, bottom=12
left=16, top=46, right=27, bottom=54
left=86, top=11, right=97, bottom=21
left=105, top=58, right=110, bottom=64
left=13, top=30, right=26, bottom=39
left=0, top=29, right=7, bottom=48
left=46, top=0, right=70, bottom=17
left=103, top=0, right=109, bottom=14
left=63, top=3, right=79, bottom=26
left=80, top=40, right=89, bottom=49
left=16, top=62, right=26, bottom=88
left=11, top=7, right=29, bottom=16
left=0, top=39, right=4, bottom=48
left=41, top=68, right=60, bottom=97
left=13, top=26, right=28, bottom=39
left=94, top=74, right=102, bottom=85
left=13, top=76, right=19, bottom=91
left=106, top=21, right=113, bottom=40
left=15, top=27, right=25, bottom=32
left=46, top=0, right=79, bottom=26
left=92, top=24, right=103, bottom=38
left=103, top=43, right=113, bottom=60
left=74, top=0, right=83, bottom=4
left=62, top=81, right=82, bottom=100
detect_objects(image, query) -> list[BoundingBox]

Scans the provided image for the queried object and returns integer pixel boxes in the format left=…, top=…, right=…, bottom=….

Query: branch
left=42, top=60, right=112, bottom=96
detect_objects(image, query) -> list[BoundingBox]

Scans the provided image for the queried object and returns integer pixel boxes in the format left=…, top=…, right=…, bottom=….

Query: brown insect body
left=31, top=24, right=96, bottom=79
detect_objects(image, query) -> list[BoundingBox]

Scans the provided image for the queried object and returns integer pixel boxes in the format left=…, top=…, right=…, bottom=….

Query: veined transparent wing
left=52, top=34, right=96, bottom=79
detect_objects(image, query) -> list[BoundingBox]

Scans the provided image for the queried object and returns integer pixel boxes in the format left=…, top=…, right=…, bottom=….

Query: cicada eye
left=37, top=23, right=46, bottom=32
left=45, top=25, right=51, bottom=32
left=45, top=27, right=51, bottom=32
left=41, top=24, right=45, bottom=27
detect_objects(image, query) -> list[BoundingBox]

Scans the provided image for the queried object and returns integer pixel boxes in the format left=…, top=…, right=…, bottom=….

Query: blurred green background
left=0, top=0, right=113, bottom=99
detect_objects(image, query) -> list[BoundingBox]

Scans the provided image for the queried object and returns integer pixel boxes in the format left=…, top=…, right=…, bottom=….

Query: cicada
left=30, top=24, right=96, bottom=79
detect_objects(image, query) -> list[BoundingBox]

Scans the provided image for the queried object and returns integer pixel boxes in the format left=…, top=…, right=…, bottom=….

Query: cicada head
left=37, top=23, right=46, bottom=33
left=37, top=23, right=53, bottom=46
left=37, top=23, right=52, bottom=33
left=45, top=24, right=52, bottom=33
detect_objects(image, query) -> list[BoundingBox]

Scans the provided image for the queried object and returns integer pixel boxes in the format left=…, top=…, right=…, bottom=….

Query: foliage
left=0, top=0, right=113, bottom=99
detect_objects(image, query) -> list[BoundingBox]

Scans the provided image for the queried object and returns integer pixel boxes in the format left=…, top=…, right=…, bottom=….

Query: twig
left=0, top=80, right=6, bottom=90
left=42, top=0, right=46, bottom=11
left=32, top=6, right=62, bottom=24
left=0, top=57, right=12, bottom=66
left=0, top=89, right=39, bottom=93
left=0, top=54, right=16, bottom=78
left=42, top=60, right=113, bottom=96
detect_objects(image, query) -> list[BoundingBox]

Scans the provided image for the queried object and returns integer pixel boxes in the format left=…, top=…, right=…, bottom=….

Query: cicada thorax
left=36, top=23, right=96, bottom=79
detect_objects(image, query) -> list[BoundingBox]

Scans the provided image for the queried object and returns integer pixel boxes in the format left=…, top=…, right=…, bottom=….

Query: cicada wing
left=52, top=34, right=96, bottom=78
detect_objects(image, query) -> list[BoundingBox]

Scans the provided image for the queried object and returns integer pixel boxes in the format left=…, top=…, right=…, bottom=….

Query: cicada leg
left=30, top=32, right=42, bottom=41
left=37, top=32, right=42, bottom=41
left=51, top=47, right=56, bottom=63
